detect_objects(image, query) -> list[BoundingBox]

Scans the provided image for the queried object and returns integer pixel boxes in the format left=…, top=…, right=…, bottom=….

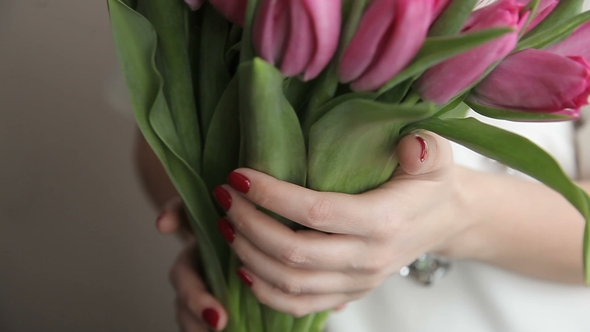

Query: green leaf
left=138, top=0, right=202, bottom=173
left=465, top=99, right=575, bottom=122
left=107, top=0, right=229, bottom=302
left=404, top=117, right=590, bottom=283
left=378, top=27, right=513, bottom=95
left=303, top=92, right=377, bottom=138
left=199, top=4, right=232, bottom=138
left=238, top=58, right=307, bottom=189
left=429, top=0, right=479, bottom=37
left=515, top=10, right=590, bottom=51
left=308, top=100, right=436, bottom=194
left=202, top=75, right=241, bottom=193
left=521, top=0, right=585, bottom=41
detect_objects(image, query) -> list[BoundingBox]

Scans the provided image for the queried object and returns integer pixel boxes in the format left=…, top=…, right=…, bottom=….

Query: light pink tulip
left=468, top=49, right=590, bottom=117
left=184, top=0, right=206, bottom=10
left=547, top=21, right=590, bottom=62
left=209, top=0, right=249, bottom=26
left=253, top=0, right=342, bottom=81
left=416, top=0, right=528, bottom=104
left=339, top=0, right=439, bottom=92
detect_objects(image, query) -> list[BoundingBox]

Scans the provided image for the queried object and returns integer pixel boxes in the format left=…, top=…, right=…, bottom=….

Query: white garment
left=328, top=112, right=590, bottom=332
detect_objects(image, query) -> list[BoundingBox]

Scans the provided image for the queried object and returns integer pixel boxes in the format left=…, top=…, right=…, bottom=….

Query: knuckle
left=278, top=277, right=303, bottom=296
left=360, top=257, right=388, bottom=274
left=280, top=245, right=308, bottom=268
left=306, top=198, right=335, bottom=227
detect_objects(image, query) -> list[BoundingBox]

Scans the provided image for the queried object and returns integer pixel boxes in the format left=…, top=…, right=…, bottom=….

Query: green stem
left=239, top=0, right=261, bottom=63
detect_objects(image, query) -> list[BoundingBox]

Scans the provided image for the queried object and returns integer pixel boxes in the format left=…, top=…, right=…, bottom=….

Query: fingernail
left=217, top=218, right=235, bottom=243
left=213, top=186, right=232, bottom=211
left=228, top=172, right=251, bottom=194
left=237, top=269, right=254, bottom=287
left=202, top=308, right=220, bottom=329
left=416, top=135, right=428, bottom=163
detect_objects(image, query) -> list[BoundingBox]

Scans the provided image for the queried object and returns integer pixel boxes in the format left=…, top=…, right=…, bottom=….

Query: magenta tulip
left=547, top=21, right=590, bottom=62
left=468, top=49, right=590, bottom=116
left=416, top=0, right=528, bottom=104
left=253, top=0, right=342, bottom=81
left=339, top=0, right=439, bottom=92
left=209, top=0, right=248, bottom=26
left=184, top=0, right=205, bottom=10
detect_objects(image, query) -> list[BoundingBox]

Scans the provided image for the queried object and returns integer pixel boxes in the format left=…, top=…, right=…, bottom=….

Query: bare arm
left=452, top=166, right=588, bottom=284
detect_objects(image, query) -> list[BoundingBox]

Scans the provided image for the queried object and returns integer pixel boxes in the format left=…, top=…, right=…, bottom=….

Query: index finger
left=225, top=168, right=373, bottom=236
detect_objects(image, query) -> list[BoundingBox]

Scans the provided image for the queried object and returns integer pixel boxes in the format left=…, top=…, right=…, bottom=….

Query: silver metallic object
left=400, top=254, right=451, bottom=286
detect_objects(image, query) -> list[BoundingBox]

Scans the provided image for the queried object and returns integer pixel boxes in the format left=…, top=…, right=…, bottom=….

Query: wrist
left=435, top=166, right=497, bottom=261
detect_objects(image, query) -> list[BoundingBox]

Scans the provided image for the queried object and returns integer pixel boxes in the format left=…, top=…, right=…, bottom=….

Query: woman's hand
left=213, top=132, right=477, bottom=317
left=157, top=198, right=229, bottom=331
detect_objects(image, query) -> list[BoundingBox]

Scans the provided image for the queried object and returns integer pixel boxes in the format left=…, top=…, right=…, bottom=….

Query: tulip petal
left=417, top=0, right=526, bottom=104
left=339, top=0, right=396, bottom=84
left=209, top=0, right=249, bottom=26
left=253, top=0, right=290, bottom=66
left=351, top=1, right=434, bottom=92
left=302, top=0, right=342, bottom=80
left=547, top=21, right=590, bottom=63
left=471, top=49, right=590, bottom=113
left=280, top=0, right=316, bottom=77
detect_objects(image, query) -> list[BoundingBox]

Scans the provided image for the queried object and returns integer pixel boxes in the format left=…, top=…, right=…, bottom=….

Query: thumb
left=396, top=132, right=453, bottom=176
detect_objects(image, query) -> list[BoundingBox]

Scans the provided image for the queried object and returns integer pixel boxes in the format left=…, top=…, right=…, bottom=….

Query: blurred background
left=0, top=1, right=181, bottom=331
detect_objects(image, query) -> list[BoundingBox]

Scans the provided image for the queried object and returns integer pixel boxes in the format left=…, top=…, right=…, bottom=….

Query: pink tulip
left=518, top=0, right=558, bottom=33
left=339, top=0, right=439, bottom=92
left=468, top=49, right=590, bottom=117
left=416, top=0, right=528, bottom=104
left=547, top=21, right=590, bottom=63
left=253, top=0, right=342, bottom=81
left=184, top=0, right=206, bottom=11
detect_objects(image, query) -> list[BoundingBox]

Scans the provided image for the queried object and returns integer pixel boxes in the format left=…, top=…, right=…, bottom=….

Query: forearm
left=134, top=130, right=179, bottom=210
left=450, top=166, right=587, bottom=284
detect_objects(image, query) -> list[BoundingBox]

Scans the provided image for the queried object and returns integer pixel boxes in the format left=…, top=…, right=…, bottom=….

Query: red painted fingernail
left=416, top=135, right=428, bottom=163
left=228, top=172, right=251, bottom=194
left=237, top=269, right=254, bottom=287
left=213, top=186, right=232, bottom=211
left=202, top=308, right=220, bottom=329
left=217, top=218, right=235, bottom=243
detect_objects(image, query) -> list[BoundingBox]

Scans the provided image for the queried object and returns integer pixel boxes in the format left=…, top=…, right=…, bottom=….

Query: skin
left=136, top=130, right=589, bottom=331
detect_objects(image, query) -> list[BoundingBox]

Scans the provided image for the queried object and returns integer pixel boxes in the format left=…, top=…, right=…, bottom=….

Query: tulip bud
left=253, top=0, right=342, bottom=81
left=339, top=0, right=438, bottom=92
left=184, top=0, right=206, bottom=10
left=416, top=0, right=528, bottom=104
left=547, top=21, right=590, bottom=62
left=468, top=49, right=590, bottom=117
left=209, top=0, right=249, bottom=26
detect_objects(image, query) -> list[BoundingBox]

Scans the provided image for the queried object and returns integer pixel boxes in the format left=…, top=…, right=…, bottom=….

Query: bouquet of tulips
left=108, top=0, right=590, bottom=330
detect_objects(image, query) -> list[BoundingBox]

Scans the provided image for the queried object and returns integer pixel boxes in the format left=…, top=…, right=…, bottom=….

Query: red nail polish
left=228, top=172, right=251, bottom=194
left=416, top=135, right=428, bottom=163
left=237, top=269, right=254, bottom=287
left=217, top=218, right=236, bottom=243
left=213, top=186, right=232, bottom=211
left=202, top=308, right=220, bottom=329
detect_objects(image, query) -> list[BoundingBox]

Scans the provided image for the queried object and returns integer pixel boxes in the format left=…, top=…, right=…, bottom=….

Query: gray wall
left=0, top=1, right=180, bottom=331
